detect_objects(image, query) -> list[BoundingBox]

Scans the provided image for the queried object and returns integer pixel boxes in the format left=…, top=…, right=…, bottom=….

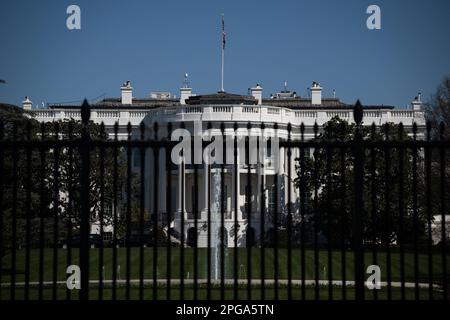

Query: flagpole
left=221, top=41, right=224, bottom=92
left=221, top=14, right=224, bottom=92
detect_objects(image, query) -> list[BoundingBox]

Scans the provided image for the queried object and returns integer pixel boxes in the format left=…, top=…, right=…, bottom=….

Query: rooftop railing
left=31, top=104, right=424, bottom=127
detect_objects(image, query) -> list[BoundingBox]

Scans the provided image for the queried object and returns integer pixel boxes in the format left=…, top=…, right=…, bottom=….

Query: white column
left=257, top=134, right=267, bottom=229
left=256, top=133, right=261, bottom=217
left=233, top=152, right=241, bottom=220
left=285, top=145, right=294, bottom=206
left=204, top=162, right=209, bottom=218
left=178, top=162, right=185, bottom=219
left=279, top=145, right=286, bottom=212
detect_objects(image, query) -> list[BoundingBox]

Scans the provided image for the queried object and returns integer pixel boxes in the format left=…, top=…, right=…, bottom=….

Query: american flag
left=222, top=15, right=226, bottom=50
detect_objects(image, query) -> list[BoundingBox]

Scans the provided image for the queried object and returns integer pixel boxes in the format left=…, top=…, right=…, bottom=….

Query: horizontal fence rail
left=0, top=101, right=449, bottom=301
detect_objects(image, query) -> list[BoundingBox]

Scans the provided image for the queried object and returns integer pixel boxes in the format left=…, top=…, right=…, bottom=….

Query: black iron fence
left=0, top=100, right=449, bottom=300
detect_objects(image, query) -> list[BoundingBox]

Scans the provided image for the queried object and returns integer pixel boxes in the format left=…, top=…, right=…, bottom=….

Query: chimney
left=411, top=92, right=422, bottom=111
left=22, top=96, right=32, bottom=110
left=121, top=80, right=133, bottom=105
left=180, top=73, right=194, bottom=105
left=250, top=84, right=263, bottom=105
left=180, top=87, right=193, bottom=105
left=310, top=81, right=322, bottom=105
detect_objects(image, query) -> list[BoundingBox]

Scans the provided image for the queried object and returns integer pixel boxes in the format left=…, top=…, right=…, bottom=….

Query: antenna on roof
left=333, top=89, right=336, bottom=99
left=284, top=81, right=288, bottom=92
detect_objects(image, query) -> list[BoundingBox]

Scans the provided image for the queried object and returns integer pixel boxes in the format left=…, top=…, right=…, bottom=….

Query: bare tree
left=425, top=76, right=450, bottom=245
left=425, top=76, right=450, bottom=138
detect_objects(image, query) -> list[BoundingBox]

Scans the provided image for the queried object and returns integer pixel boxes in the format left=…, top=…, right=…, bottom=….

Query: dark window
left=189, top=186, right=199, bottom=219
left=221, top=185, right=228, bottom=213
left=103, top=232, right=112, bottom=241
left=267, top=138, right=272, bottom=157
left=246, top=227, right=255, bottom=247
left=268, top=185, right=276, bottom=214
left=244, top=184, right=250, bottom=219
left=187, top=227, right=197, bottom=247
left=133, top=148, right=141, bottom=167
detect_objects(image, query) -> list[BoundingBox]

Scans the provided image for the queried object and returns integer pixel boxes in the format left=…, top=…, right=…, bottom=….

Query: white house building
left=26, top=80, right=426, bottom=247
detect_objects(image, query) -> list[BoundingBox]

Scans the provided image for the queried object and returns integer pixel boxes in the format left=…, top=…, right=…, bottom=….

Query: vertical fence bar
left=220, top=122, right=225, bottom=300
left=139, top=122, right=146, bottom=301
left=439, top=122, right=447, bottom=300
left=52, top=122, right=60, bottom=300
left=10, top=123, right=18, bottom=300
left=0, top=120, right=3, bottom=300
left=207, top=122, right=212, bottom=300
left=313, top=122, right=319, bottom=300
left=300, top=123, right=306, bottom=300
left=180, top=122, right=185, bottom=301
left=66, top=122, right=74, bottom=301
left=79, top=100, right=91, bottom=300
left=326, top=145, right=333, bottom=300
left=153, top=122, right=159, bottom=300
left=112, top=122, right=119, bottom=300
left=194, top=135, right=199, bottom=300
left=352, top=101, right=365, bottom=301
left=260, top=122, right=265, bottom=300
left=384, top=125, right=392, bottom=300
left=370, top=124, right=378, bottom=301
left=233, top=122, right=238, bottom=300
left=180, top=153, right=185, bottom=300
left=273, top=123, right=279, bottom=301
left=286, top=123, right=292, bottom=300
left=246, top=122, right=252, bottom=300
left=425, top=123, right=433, bottom=300
left=24, top=122, right=32, bottom=300
left=412, top=123, right=420, bottom=300
left=125, top=123, right=132, bottom=300
left=38, top=123, right=46, bottom=300
left=99, top=123, right=105, bottom=301
left=339, top=140, right=347, bottom=301
left=398, top=123, right=406, bottom=300
left=166, top=123, right=173, bottom=300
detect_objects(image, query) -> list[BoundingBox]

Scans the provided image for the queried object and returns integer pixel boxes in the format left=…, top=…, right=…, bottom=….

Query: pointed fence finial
left=353, top=100, right=363, bottom=126
left=81, top=99, right=90, bottom=125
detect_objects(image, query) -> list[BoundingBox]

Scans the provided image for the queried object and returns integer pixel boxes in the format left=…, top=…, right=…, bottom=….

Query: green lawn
left=1, top=286, right=444, bottom=300
left=1, top=247, right=448, bottom=300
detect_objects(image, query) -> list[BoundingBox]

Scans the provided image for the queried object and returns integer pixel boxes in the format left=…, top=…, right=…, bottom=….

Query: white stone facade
left=27, top=81, right=426, bottom=247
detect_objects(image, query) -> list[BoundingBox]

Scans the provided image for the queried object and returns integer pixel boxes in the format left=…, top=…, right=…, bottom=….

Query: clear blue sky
left=0, top=0, right=449, bottom=108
